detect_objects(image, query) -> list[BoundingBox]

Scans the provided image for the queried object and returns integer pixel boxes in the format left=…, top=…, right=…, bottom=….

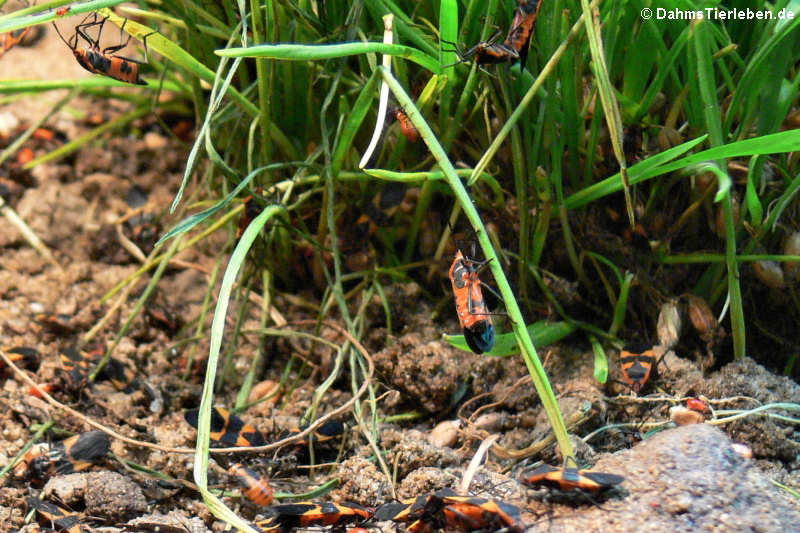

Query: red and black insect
left=0, top=346, right=40, bottom=375
left=55, top=6, right=72, bottom=16
left=36, top=312, right=77, bottom=334
left=449, top=245, right=496, bottom=354
left=391, top=107, right=419, bottom=143
left=15, top=430, right=110, bottom=485
left=521, top=463, right=624, bottom=493
left=259, top=501, right=373, bottom=532
left=59, top=347, right=143, bottom=393
left=52, top=13, right=151, bottom=85
left=503, top=0, right=543, bottom=69
left=26, top=497, right=83, bottom=533
left=442, top=29, right=519, bottom=67
left=0, top=26, right=31, bottom=58
left=184, top=406, right=267, bottom=447
left=277, top=419, right=345, bottom=447
left=229, top=462, right=274, bottom=506
left=619, top=343, right=662, bottom=393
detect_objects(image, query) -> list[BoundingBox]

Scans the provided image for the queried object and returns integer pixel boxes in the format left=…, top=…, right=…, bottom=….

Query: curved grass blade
left=216, top=42, right=441, bottom=74
left=193, top=205, right=286, bottom=533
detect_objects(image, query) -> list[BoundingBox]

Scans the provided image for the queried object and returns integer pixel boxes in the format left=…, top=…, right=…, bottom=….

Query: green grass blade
left=217, top=42, right=441, bottom=73
left=193, top=205, right=285, bottom=533
left=565, top=130, right=800, bottom=209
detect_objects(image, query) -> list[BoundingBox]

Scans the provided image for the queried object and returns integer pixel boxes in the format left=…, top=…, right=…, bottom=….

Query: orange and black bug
left=449, top=246, right=497, bottom=354
left=184, top=407, right=267, bottom=447
left=26, top=497, right=83, bottom=533
left=0, top=27, right=31, bottom=58
left=36, top=312, right=77, bottom=334
left=521, top=463, right=624, bottom=493
left=503, top=0, right=543, bottom=69
left=59, top=347, right=142, bottom=393
left=439, top=497, right=522, bottom=533
left=261, top=501, right=373, bottom=531
left=56, top=6, right=71, bottom=16
left=15, top=430, right=110, bottom=485
left=619, top=343, right=662, bottom=393
left=229, top=463, right=274, bottom=506
left=0, top=346, right=40, bottom=375
left=442, top=29, right=519, bottom=66
left=52, top=13, right=151, bottom=85
left=277, top=419, right=345, bottom=448
left=391, top=107, right=419, bottom=143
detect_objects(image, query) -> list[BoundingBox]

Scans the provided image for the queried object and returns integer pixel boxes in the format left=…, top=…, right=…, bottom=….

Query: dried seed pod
left=752, top=260, right=785, bottom=289
left=429, top=420, right=460, bottom=448
left=684, top=294, right=717, bottom=342
left=783, top=231, right=800, bottom=283
left=657, top=300, right=682, bottom=349
left=670, top=405, right=705, bottom=426
left=473, top=412, right=506, bottom=432
left=248, top=380, right=281, bottom=406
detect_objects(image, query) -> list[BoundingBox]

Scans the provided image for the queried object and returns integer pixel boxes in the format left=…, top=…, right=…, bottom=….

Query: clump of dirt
left=374, top=333, right=477, bottom=413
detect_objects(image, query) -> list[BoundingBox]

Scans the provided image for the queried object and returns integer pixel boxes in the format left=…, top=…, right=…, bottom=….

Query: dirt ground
left=1, top=21, right=800, bottom=533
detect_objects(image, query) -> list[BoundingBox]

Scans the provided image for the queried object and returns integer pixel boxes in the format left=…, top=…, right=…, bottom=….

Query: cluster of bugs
left=180, top=408, right=625, bottom=533
left=443, top=0, right=543, bottom=68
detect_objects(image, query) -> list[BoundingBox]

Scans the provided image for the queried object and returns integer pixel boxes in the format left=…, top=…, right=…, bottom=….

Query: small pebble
left=428, top=420, right=460, bottom=448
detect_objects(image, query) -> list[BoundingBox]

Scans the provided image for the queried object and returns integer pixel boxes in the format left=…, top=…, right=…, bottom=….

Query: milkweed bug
left=619, top=343, right=663, bottom=393
left=56, top=6, right=71, bottom=16
left=503, top=0, right=542, bottom=69
left=277, top=419, right=345, bottom=447
left=260, top=501, right=373, bottom=531
left=184, top=406, right=267, bottom=447
left=15, top=430, right=110, bottom=485
left=52, top=13, right=152, bottom=85
left=441, top=29, right=519, bottom=67
left=0, top=346, right=40, bottom=375
left=449, top=246, right=498, bottom=354
left=26, top=497, right=83, bottom=533
left=36, top=312, right=77, bottom=334
left=521, top=463, right=624, bottom=493
left=0, top=27, right=31, bottom=58
left=59, top=347, right=143, bottom=393
left=229, top=462, right=274, bottom=506
left=434, top=489, right=522, bottom=533
left=391, top=107, right=419, bottom=143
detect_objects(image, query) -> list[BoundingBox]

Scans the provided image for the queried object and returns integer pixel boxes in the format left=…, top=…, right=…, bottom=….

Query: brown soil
left=1, top=21, right=799, bottom=533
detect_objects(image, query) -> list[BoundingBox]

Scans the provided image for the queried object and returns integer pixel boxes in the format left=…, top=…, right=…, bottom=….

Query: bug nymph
left=449, top=249, right=495, bottom=354
left=52, top=13, right=150, bottom=85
